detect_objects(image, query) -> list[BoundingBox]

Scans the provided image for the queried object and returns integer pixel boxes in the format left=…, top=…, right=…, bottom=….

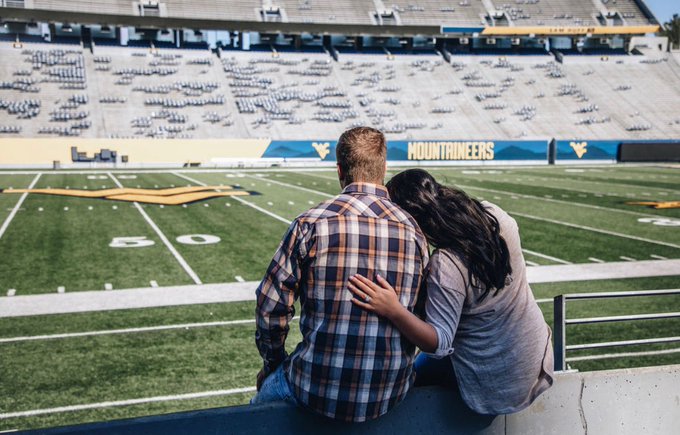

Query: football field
left=1, top=164, right=679, bottom=430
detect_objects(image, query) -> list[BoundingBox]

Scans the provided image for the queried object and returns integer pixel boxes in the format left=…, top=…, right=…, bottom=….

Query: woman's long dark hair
left=387, top=169, right=512, bottom=300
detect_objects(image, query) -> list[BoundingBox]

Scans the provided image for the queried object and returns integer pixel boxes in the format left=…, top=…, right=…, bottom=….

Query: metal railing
left=553, top=288, right=680, bottom=371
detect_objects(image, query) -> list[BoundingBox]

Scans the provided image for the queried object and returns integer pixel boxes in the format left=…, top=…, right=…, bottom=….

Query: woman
left=348, top=169, right=553, bottom=415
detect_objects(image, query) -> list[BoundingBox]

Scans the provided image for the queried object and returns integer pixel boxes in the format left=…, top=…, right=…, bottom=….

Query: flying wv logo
left=569, top=141, right=588, bottom=158
left=312, top=142, right=331, bottom=160
left=0, top=186, right=255, bottom=205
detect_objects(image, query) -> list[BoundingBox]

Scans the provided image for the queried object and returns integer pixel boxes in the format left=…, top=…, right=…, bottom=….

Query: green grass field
left=1, top=164, right=679, bottom=431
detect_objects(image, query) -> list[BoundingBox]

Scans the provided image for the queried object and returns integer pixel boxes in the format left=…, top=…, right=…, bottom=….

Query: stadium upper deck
left=2, top=0, right=658, bottom=30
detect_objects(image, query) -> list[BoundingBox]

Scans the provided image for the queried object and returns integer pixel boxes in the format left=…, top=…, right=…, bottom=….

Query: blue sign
left=263, top=140, right=548, bottom=162
left=555, top=140, right=619, bottom=160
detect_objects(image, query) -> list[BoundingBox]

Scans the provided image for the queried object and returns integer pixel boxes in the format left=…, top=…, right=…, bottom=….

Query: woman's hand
left=348, top=274, right=403, bottom=320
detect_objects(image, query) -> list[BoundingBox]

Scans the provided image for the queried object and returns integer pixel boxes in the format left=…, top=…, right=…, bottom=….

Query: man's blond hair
left=336, top=127, right=387, bottom=185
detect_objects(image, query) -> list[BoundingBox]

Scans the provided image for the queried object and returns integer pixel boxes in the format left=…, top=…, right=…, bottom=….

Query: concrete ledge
left=4, top=259, right=680, bottom=317
left=26, top=364, right=680, bottom=435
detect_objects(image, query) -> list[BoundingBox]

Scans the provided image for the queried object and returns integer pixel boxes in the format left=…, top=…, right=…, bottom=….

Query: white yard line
left=566, top=347, right=680, bottom=362
left=511, top=211, right=680, bottom=250
left=0, top=173, right=41, bottom=240
left=0, top=319, right=253, bottom=343
left=588, top=257, right=605, bottom=263
left=525, top=260, right=539, bottom=267
left=651, top=255, right=668, bottom=260
left=232, top=197, right=291, bottom=224
left=0, top=387, right=257, bottom=420
left=522, top=249, right=572, bottom=265
left=300, top=171, right=339, bottom=181
left=173, top=172, right=292, bottom=225
left=455, top=183, right=665, bottom=219
left=108, top=173, right=202, bottom=285
left=241, top=173, right=333, bottom=198
left=1, top=316, right=302, bottom=344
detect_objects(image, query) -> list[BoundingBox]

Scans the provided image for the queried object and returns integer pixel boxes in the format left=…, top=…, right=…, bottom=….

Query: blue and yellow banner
left=556, top=140, right=619, bottom=161
left=263, top=140, right=548, bottom=162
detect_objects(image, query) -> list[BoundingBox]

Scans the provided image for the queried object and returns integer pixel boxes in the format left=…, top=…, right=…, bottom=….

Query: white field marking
left=241, top=173, right=333, bottom=198
left=522, top=249, right=572, bottom=265
left=300, top=171, right=338, bottom=181
left=455, top=183, right=664, bottom=219
left=173, top=172, right=291, bottom=225
left=204, top=203, right=209, bottom=207
left=0, top=386, right=257, bottom=419
left=566, top=347, right=680, bottom=362
left=288, top=201, right=295, bottom=205
left=510, top=173, right=680, bottom=196
left=7, top=289, right=15, bottom=297
left=235, top=275, right=245, bottom=282
left=0, top=173, right=41, bottom=240
left=88, top=206, right=93, bottom=211
left=588, top=257, right=605, bottom=263
left=267, top=201, right=273, bottom=206
left=620, top=256, right=637, bottom=262
left=510, top=211, right=680, bottom=250
left=150, top=280, right=159, bottom=287
left=225, top=203, right=231, bottom=207
left=104, top=283, right=113, bottom=291
left=57, top=286, right=65, bottom=294
left=108, top=173, right=202, bottom=285
left=63, top=207, right=69, bottom=211
left=535, top=298, right=552, bottom=304
left=525, top=260, right=539, bottom=267
left=651, top=254, right=668, bottom=260
left=38, top=207, right=43, bottom=212
left=233, top=198, right=290, bottom=223
left=0, top=318, right=262, bottom=343
left=112, top=205, right=118, bottom=210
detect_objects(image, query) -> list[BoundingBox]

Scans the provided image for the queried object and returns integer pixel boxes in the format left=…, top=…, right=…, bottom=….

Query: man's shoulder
left=296, top=193, right=420, bottom=229
left=295, top=194, right=351, bottom=223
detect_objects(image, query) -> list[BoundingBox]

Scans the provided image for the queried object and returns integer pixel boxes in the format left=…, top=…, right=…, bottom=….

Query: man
left=252, top=127, right=429, bottom=422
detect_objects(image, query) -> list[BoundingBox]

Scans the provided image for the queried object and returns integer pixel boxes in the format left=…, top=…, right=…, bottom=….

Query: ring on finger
left=365, top=295, right=371, bottom=303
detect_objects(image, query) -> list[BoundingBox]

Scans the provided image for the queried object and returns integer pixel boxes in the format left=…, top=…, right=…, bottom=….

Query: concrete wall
left=28, top=364, right=680, bottom=435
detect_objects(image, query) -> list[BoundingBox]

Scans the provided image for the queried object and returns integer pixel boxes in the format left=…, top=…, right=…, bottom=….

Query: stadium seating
left=1, top=38, right=679, bottom=140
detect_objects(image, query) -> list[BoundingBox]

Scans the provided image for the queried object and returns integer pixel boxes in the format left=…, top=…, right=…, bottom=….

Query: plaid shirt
left=255, top=183, right=429, bottom=422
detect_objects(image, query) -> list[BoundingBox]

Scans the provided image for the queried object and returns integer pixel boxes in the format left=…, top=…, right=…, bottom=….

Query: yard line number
left=638, top=218, right=680, bottom=227
left=110, top=234, right=221, bottom=248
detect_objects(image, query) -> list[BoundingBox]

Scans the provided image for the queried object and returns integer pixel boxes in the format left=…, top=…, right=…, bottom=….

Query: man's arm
left=255, top=220, right=307, bottom=384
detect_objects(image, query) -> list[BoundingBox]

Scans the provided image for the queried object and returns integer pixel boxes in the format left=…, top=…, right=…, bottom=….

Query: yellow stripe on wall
left=0, top=138, right=272, bottom=165
left=481, top=25, right=660, bottom=36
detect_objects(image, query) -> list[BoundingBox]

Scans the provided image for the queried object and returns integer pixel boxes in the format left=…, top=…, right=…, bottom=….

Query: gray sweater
left=423, top=202, right=554, bottom=415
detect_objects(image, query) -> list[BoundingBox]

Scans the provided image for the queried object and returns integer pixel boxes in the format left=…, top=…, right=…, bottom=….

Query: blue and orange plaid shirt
left=255, top=182, right=429, bottom=422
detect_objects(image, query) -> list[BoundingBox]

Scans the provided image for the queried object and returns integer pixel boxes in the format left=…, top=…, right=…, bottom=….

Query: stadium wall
left=30, top=364, right=680, bottom=435
left=1, top=139, right=679, bottom=168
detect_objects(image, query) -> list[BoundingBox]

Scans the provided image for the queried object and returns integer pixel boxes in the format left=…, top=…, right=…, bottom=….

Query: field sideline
left=0, top=164, right=679, bottom=430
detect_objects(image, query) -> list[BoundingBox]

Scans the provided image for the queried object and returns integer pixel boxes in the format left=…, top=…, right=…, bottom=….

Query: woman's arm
left=348, top=274, right=438, bottom=353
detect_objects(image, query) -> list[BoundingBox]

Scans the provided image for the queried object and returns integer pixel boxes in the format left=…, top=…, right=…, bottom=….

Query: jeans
left=250, top=364, right=298, bottom=405
left=414, top=352, right=457, bottom=388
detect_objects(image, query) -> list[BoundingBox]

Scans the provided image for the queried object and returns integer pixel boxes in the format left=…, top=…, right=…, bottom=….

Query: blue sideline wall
left=28, top=364, right=680, bottom=435
left=1, top=138, right=679, bottom=167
